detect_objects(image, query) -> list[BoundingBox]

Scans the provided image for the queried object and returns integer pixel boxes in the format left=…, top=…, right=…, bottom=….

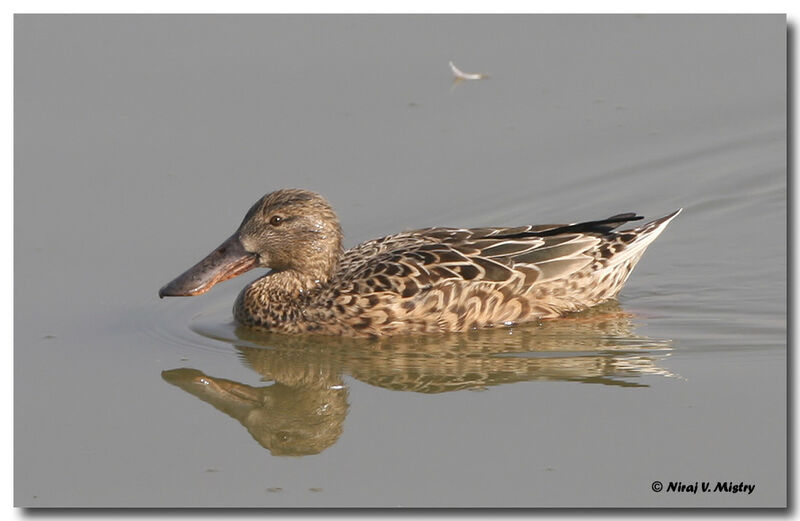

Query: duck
left=159, top=189, right=680, bottom=337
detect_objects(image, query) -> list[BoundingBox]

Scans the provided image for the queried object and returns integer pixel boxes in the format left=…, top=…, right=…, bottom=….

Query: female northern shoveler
left=159, top=189, right=680, bottom=337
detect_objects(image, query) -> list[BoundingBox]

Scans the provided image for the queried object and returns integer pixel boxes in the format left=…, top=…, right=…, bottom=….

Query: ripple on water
left=141, top=289, right=243, bottom=354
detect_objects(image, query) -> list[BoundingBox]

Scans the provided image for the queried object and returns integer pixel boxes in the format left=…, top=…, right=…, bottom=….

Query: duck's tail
left=633, top=208, right=683, bottom=241
left=606, top=208, right=682, bottom=267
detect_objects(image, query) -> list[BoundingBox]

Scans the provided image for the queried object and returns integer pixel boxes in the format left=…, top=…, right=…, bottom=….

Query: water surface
left=15, top=14, right=785, bottom=507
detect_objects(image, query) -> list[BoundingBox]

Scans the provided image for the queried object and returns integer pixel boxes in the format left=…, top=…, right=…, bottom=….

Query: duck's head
left=159, top=189, right=343, bottom=297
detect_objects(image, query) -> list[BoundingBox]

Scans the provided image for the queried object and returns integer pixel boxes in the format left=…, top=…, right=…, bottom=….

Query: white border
left=4, top=2, right=794, bottom=519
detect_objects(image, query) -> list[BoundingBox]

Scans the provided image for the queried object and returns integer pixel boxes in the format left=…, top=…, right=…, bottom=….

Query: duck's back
left=313, top=210, right=681, bottom=336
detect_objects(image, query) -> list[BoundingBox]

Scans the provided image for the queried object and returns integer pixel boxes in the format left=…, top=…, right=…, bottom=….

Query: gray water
left=15, top=14, right=786, bottom=507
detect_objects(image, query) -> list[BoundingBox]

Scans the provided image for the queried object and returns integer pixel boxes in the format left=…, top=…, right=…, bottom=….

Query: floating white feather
left=449, top=61, right=488, bottom=80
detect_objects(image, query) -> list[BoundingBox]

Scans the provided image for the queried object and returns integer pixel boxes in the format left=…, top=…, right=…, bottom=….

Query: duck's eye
left=269, top=215, right=284, bottom=226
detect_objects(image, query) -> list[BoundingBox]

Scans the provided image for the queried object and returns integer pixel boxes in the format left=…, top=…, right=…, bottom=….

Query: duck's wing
left=338, top=212, right=646, bottom=293
left=414, top=229, right=602, bottom=286
left=435, top=212, right=644, bottom=239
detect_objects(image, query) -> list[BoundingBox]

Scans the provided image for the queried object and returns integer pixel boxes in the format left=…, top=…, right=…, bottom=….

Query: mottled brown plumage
left=160, top=189, right=681, bottom=337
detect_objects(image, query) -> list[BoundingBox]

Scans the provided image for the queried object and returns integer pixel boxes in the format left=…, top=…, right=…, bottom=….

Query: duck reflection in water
left=162, top=301, right=677, bottom=456
left=162, top=367, right=347, bottom=457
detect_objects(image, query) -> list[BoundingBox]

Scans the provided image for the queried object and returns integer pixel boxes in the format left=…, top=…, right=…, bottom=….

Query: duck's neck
left=233, top=270, right=327, bottom=333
